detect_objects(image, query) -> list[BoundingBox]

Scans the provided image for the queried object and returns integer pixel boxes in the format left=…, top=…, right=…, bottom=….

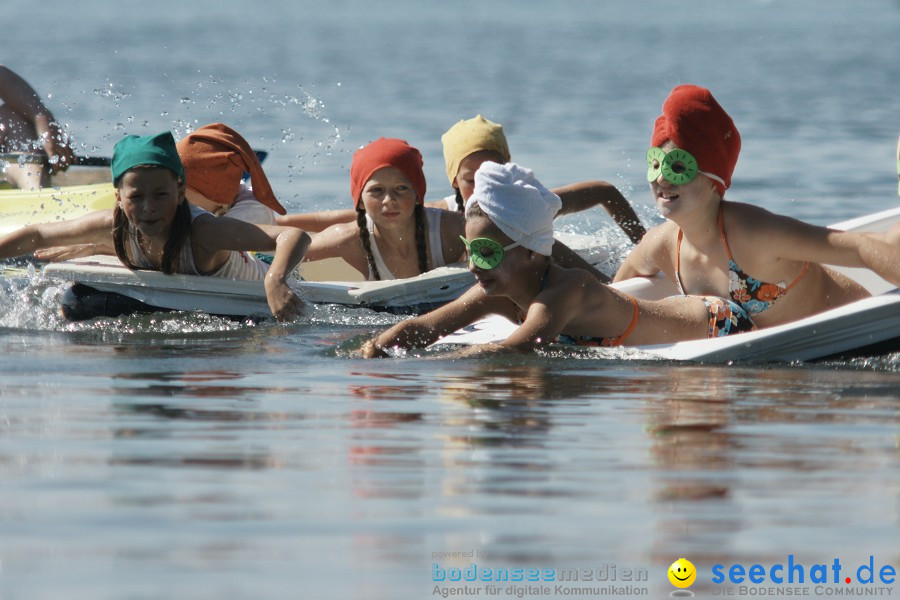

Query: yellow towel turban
left=440, top=115, right=511, bottom=184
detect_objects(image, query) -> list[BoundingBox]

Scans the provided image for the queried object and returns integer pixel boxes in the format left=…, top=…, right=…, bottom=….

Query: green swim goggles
left=459, top=236, right=520, bottom=270
left=646, top=147, right=700, bottom=185
left=646, top=147, right=728, bottom=189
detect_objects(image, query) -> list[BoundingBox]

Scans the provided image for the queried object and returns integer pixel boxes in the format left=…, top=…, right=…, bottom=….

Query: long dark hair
left=356, top=204, right=428, bottom=281
left=113, top=170, right=192, bottom=275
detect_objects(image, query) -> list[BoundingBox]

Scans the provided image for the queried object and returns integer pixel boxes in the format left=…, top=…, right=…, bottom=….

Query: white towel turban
left=465, top=161, right=561, bottom=256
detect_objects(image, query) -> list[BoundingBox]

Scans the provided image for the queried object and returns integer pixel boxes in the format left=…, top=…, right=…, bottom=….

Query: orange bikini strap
left=608, top=294, right=640, bottom=347
left=784, top=260, right=810, bottom=292
left=718, top=203, right=810, bottom=290
left=716, top=204, right=734, bottom=260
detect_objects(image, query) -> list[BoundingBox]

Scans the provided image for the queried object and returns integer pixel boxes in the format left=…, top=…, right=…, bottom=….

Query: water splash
left=0, top=273, right=257, bottom=336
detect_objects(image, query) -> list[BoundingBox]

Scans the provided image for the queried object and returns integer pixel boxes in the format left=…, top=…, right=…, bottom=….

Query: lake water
left=1, top=1, right=899, bottom=599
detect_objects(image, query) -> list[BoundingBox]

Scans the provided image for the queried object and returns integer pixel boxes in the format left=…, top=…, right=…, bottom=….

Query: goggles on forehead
left=459, top=236, right=519, bottom=270
left=646, top=147, right=726, bottom=188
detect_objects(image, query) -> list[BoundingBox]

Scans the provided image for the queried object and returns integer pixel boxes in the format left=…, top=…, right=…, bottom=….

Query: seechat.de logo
left=668, top=558, right=697, bottom=597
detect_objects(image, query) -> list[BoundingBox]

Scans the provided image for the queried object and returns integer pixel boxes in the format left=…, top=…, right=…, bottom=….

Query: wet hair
left=356, top=203, right=428, bottom=281
left=465, top=200, right=488, bottom=221
left=113, top=166, right=191, bottom=275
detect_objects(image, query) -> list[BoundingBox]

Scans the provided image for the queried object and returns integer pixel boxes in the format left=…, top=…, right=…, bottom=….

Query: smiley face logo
left=668, top=558, right=697, bottom=588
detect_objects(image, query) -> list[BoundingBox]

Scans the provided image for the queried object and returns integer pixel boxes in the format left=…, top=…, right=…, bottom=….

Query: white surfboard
left=41, top=255, right=475, bottom=316
left=433, top=206, right=900, bottom=362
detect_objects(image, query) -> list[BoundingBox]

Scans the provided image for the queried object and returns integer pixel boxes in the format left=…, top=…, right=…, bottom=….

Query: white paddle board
left=41, top=255, right=475, bottom=317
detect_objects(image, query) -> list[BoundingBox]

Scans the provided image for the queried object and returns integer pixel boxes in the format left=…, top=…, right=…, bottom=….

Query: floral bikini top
left=674, top=206, right=809, bottom=316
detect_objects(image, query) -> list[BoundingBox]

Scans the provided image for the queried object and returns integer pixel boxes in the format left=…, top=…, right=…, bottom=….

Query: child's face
left=649, top=141, right=718, bottom=220
left=453, top=151, right=506, bottom=201
left=464, top=215, right=527, bottom=295
left=116, top=167, right=184, bottom=239
left=361, top=167, right=418, bottom=228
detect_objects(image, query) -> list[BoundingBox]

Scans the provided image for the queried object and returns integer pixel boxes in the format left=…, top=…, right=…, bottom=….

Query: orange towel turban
left=177, top=123, right=286, bottom=215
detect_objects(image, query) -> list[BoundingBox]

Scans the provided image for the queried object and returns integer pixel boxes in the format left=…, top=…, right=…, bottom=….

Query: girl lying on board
left=0, top=131, right=310, bottom=321
left=291, top=132, right=617, bottom=282
left=276, top=115, right=646, bottom=245
left=614, top=84, right=900, bottom=329
left=361, top=161, right=754, bottom=359
left=35, top=122, right=285, bottom=262
left=302, top=137, right=466, bottom=281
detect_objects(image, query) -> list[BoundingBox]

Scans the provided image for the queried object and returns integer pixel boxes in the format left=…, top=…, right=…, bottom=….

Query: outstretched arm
left=762, top=212, right=900, bottom=288
left=0, top=211, right=113, bottom=260
left=34, top=242, right=114, bottom=261
left=193, top=216, right=311, bottom=321
left=276, top=209, right=357, bottom=233
left=261, top=226, right=311, bottom=320
left=0, top=65, right=75, bottom=173
left=361, top=286, right=514, bottom=357
left=441, top=271, right=594, bottom=358
left=553, top=180, right=646, bottom=244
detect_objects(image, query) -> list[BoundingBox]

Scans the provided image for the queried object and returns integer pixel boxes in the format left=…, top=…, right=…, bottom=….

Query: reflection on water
left=2, top=0, right=899, bottom=595
left=1, top=346, right=898, bottom=598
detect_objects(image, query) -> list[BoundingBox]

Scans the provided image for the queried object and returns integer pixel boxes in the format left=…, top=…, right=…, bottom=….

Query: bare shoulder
left=305, top=220, right=366, bottom=264
left=541, top=265, right=598, bottom=304
left=722, top=201, right=819, bottom=244
left=313, top=221, right=361, bottom=246
left=615, top=220, right=676, bottom=278
left=438, top=208, right=465, bottom=240
left=637, top=220, right=677, bottom=247
left=187, top=212, right=241, bottom=246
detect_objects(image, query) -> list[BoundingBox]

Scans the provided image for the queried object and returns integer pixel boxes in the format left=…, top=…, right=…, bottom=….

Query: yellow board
left=0, top=183, right=116, bottom=235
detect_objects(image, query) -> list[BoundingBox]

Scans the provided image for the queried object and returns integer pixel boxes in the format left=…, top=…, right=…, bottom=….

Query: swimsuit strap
left=717, top=203, right=810, bottom=293
left=674, top=228, right=686, bottom=294
left=716, top=204, right=734, bottom=260
left=424, top=207, right=447, bottom=269
left=605, top=294, right=640, bottom=347
left=782, top=260, right=810, bottom=292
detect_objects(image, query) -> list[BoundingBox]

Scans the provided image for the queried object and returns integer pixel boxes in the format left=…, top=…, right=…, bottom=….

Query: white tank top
left=126, top=205, right=269, bottom=280
left=364, top=206, right=446, bottom=280
left=221, top=182, right=277, bottom=225
left=444, top=194, right=460, bottom=212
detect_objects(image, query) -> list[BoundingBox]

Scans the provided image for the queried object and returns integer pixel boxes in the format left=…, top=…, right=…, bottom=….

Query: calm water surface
left=1, top=1, right=899, bottom=598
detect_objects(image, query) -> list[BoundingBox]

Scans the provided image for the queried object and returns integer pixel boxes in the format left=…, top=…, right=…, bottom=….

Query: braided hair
left=356, top=204, right=429, bottom=281
left=453, top=187, right=464, bottom=213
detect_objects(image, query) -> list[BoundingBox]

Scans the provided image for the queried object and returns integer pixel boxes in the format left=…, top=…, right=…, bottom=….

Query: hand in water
left=360, top=339, right=389, bottom=359
left=266, top=280, right=305, bottom=322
